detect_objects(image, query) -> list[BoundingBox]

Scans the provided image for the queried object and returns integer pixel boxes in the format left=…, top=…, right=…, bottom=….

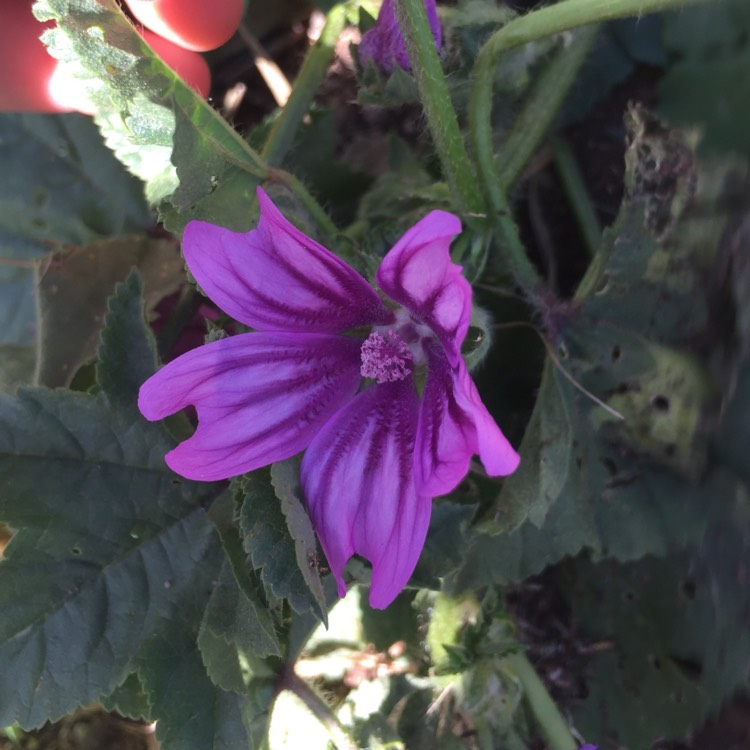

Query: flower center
left=360, top=330, right=414, bottom=383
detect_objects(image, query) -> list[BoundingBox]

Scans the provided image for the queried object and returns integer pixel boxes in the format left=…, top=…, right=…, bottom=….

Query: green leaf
left=100, top=673, right=152, bottom=721
left=566, top=499, right=750, bottom=748
left=659, top=0, right=750, bottom=156
left=36, top=236, right=183, bottom=387
left=34, top=0, right=267, bottom=233
left=559, top=18, right=665, bottom=126
left=96, top=270, right=158, bottom=407
left=138, top=622, right=273, bottom=750
left=198, top=556, right=280, bottom=693
left=451, top=368, right=725, bottom=590
left=0, top=388, right=224, bottom=728
left=714, top=364, right=750, bottom=485
left=0, top=112, right=152, bottom=392
left=488, top=360, right=571, bottom=533
left=458, top=113, right=743, bottom=586
left=239, top=461, right=328, bottom=625
left=0, top=275, right=236, bottom=729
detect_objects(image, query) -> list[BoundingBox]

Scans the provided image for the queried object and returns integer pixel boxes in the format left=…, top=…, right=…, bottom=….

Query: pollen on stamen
left=360, top=330, right=414, bottom=383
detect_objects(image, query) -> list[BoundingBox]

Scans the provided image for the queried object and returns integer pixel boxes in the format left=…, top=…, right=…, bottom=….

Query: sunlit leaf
left=34, top=0, right=267, bottom=233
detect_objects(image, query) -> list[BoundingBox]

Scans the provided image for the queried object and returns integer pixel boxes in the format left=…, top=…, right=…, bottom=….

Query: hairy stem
left=267, top=168, right=340, bottom=244
left=470, top=0, right=704, bottom=240
left=552, top=137, right=602, bottom=258
left=497, top=25, right=597, bottom=191
left=506, top=651, right=577, bottom=750
left=262, top=4, right=348, bottom=166
left=469, top=0, right=704, bottom=292
left=394, top=0, right=484, bottom=217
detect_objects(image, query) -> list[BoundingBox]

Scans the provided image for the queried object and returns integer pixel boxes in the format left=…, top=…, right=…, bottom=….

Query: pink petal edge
left=138, top=332, right=363, bottom=481
left=300, top=379, right=432, bottom=609
left=182, top=188, right=390, bottom=334
left=376, top=210, right=470, bottom=365
left=415, top=340, right=519, bottom=496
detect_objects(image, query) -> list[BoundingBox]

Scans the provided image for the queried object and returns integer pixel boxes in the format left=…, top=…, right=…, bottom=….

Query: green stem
left=552, top=136, right=601, bottom=257
left=279, top=668, right=358, bottom=750
left=498, top=25, right=598, bottom=191
left=506, top=651, right=577, bottom=750
left=469, top=0, right=703, bottom=292
left=394, top=0, right=484, bottom=217
left=470, top=0, right=703, bottom=229
left=267, top=167, right=340, bottom=245
left=261, top=4, right=348, bottom=166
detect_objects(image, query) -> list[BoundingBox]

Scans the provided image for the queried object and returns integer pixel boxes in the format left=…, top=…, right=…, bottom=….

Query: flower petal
left=138, top=332, right=362, bottom=481
left=376, top=210, right=469, bottom=364
left=183, top=188, right=390, bottom=333
left=301, top=379, right=431, bottom=609
left=415, top=340, right=520, bottom=496
left=359, top=0, right=442, bottom=74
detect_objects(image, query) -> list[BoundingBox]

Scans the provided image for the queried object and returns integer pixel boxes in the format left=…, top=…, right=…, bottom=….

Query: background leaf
left=0, top=387, right=224, bottom=729
left=37, top=237, right=183, bottom=387
left=96, top=271, right=159, bottom=408
left=659, top=0, right=750, bottom=156
left=565, top=498, right=750, bottom=749
left=0, top=112, right=151, bottom=392
left=0, top=277, right=227, bottom=729
left=453, top=113, right=743, bottom=590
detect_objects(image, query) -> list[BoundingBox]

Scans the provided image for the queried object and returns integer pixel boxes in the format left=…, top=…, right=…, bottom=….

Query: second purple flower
left=138, top=188, right=519, bottom=609
left=359, top=0, right=442, bottom=74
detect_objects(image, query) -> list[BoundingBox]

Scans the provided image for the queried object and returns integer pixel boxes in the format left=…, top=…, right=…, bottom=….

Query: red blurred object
left=0, top=0, right=235, bottom=113
left=0, top=0, right=62, bottom=112
left=128, top=0, right=243, bottom=52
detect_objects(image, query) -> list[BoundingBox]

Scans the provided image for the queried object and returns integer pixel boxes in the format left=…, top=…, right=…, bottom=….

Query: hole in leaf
left=71, top=546, right=81, bottom=555
left=602, top=457, right=618, bottom=476
left=681, top=579, right=697, bottom=600
left=651, top=394, right=670, bottom=412
left=673, top=656, right=703, bottom=682
left=611, top=344, right=622, bottom=364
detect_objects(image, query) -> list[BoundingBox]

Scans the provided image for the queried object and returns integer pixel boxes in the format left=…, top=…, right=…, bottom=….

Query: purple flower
left=359, top=0, right=442, bottom=74
left=138, top=188, right=519, bottom=608
left=580, top=745, right=598, bottom=750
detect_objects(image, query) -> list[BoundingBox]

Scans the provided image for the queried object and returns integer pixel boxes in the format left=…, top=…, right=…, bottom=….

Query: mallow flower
left=359, top=0, right=442, bottom=74
left=138, top=188, right=519, bottom=608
